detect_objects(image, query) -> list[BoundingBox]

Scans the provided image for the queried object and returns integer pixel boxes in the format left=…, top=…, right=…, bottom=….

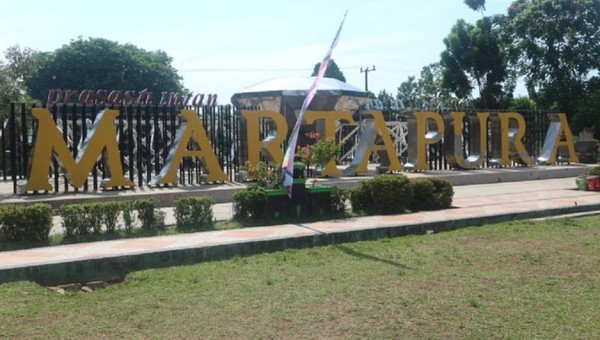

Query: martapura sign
left=17, top=107, right=577, bottom=194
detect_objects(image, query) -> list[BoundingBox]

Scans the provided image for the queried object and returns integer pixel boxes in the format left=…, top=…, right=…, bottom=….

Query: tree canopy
left=0, top=45, right=41, bottom=115
left=506, top=0, right=600, bottom=114
left=440, top=16, right=511, bottom=109
left=311, top=59, right=346, bottom=82
left=26, top=37, right=185, bottom=102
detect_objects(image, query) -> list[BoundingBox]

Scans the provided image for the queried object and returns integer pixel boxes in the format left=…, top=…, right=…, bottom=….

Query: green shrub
left=0, top=203, right=53, bottom=242
left=429, top=178, right=454, bottom=209
left=350, top=174, right=414, bottom=215
left=101, top=202, right=122, bottom=233
left=84, top=203, right=105, bottom=234
left=122, top=202, right=135, bottom=233
left=174, top=196, right=214, bottom=230
left=409, top=178, right=454, bottom=211
left=409, top=178, right=436, bottom=211
left=233, top=185, right=268, bottom=219
left=132, top=199, right=157, bottom=230
left=59, top=204, right=86, bottom=237
left=329, top=186, right=348, bottom=214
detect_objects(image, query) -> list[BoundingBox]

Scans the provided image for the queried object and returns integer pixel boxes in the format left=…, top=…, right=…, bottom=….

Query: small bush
left=174, top=196, right=214, bottom=230
left=0, top=203, right=53, bottom=242
left=233, top=185, right=268, bottom=219
left=429, top=178, right=454, bottom=209
left=409, top=178, right=454, bottom=211
left=59, top=204, right=86, bottom=237
left=60, top=202, right=126, bottom=237
left=329, top=186, right=348, bottom=214
left=84, top=203, right=105, bottom=234
left=101, top=202, right=122, bottom=233
left=350, top=174, right=414, bottom=215
left=409, top=178, right=436, bottom=212
left=132, top=199, right=157, bottom=230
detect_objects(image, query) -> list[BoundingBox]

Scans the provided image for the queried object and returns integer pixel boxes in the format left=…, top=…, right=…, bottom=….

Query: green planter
left=307, top=185, right=333, bottom=217
left=265, top=189, right=289, bottom=220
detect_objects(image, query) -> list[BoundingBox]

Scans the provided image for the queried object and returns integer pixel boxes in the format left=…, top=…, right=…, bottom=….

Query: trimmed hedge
left=173, top=196, right=214, bottom=230
left=232, top=185, right=268, bottom=220
left=59, top=199, right=164, bottom=237
left=410, top=177, right=454, bottom=211
left=0, top=203, right=53, bottom=242
left=329, top=186, right=348, bottom=214
left=350, top=174, right=414, bottom=215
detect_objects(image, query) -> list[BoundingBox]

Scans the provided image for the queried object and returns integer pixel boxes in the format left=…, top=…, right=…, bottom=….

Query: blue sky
left=1, top=0, right=514, bottom=103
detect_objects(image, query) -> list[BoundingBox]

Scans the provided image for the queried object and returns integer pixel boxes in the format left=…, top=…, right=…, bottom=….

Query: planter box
left=307, top=185, right=333, bottom=217
left=265, top=189, right=289, bottom=220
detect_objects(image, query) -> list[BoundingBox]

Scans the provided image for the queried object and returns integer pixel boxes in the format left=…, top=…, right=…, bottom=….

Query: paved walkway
left=2, top=174, right=600, bottom=286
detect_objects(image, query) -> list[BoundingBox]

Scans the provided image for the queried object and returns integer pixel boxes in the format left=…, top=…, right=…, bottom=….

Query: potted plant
left=297, top=132, right=341, bottom=181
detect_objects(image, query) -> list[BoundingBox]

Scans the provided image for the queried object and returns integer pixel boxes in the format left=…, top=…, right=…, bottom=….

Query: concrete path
left=2, top=176, right=599, bottom=286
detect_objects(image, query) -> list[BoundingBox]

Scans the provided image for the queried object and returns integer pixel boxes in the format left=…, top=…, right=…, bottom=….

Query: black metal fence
left=4, top=103, right=243, bottom=194
left=1, top=104, right=553, bottom=194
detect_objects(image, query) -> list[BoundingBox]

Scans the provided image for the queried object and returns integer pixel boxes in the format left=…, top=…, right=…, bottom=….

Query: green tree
left=311, top=59, right=346, bottom=82
left=506, top=0, right=600, bottom=115
left=464, top=0, right=486, bottom=12
left=0, top=45, right=42, bottom=116
left=440, top=17, right=512, bottom=109
left=377, top=89, right=395, bottom=104
left=397, top=76, right=419, bottom=109
left=26, top=37, right=184, bottom=102
left=397, top=63, right=453, bottom=110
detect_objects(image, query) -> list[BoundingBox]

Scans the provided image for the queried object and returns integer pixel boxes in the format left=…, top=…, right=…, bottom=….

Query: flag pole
left=281, top=11, right=348, bottom=198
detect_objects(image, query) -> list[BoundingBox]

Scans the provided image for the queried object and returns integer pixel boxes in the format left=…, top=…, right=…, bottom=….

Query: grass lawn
left=0, top=215, right=599, bottom=338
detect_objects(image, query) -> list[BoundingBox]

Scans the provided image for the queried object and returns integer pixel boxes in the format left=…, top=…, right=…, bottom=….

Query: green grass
left=1, top=216, right=599, bottom=338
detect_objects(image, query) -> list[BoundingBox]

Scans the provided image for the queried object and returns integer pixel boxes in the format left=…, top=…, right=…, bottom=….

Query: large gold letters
left=149, top=110, right=227, bottom=186
left=496, top=112, right=532, bottom=166
left=537, top=113, right=578, bottom=164
left=20, top=108, right=581, bottom=193
left=241, top=110, right=288, bottom=166
left=444, top=111, right=489, bottom=169
left=353, top=110, right=404, bottom=174
left=405, top=111, right=445, bottom=171
left=19, top=108, right=133, bottom=192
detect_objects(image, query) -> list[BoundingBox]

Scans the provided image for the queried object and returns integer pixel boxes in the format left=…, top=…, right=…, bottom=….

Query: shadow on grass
left=295, top=223, right=413, bottom=270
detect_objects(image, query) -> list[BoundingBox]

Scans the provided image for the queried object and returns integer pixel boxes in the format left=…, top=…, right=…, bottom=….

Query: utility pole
left=360, top=65, right=376, bottom=92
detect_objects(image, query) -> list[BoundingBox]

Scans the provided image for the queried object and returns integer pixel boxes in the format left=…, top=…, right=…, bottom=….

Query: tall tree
left=0, top=45, right=42, bottom=115
left=397, top=76, right=419, bottom=109
left=26, top=37, right=184, bottom=102
left=311, top=59, right=346, bottom=82
left=464, top=0, right=486, bottom=12
left=440, top=16, right=512, bottom=109
left=506, top=0, right=600, bottom=115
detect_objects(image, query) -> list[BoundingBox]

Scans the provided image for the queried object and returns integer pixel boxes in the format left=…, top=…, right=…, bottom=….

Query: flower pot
left=586, top=176, right=600, bottom=191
